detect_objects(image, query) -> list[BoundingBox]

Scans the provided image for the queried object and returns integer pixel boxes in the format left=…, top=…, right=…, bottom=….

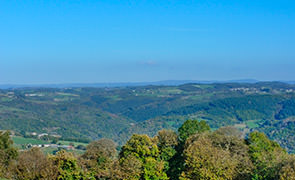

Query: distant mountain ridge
left=0, top=79, right=264, bottom=89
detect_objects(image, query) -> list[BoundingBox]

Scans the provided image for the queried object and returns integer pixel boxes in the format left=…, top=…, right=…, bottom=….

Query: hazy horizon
left=2, top=79, right=295, bottom=88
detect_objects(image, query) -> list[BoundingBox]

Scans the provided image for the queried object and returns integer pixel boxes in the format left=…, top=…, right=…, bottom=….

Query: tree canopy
left=1, top=120, right=295, bottom=180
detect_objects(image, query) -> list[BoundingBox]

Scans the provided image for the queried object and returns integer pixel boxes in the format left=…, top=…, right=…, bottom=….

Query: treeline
left=1, top=120, right=295, bottom=180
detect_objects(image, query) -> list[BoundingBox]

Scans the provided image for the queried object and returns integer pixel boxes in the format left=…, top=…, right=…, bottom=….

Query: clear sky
left=0, top=0, right=294, bottom=84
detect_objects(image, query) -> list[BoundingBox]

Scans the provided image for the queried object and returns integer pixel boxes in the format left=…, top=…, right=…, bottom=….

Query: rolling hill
left=1, top=82, right=295, bottom=151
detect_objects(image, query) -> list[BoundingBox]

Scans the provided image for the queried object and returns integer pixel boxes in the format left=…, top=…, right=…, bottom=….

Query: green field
left=245, top=120, right=263, bottom=129
left=12, top=136, right=88, bottom=147
left=11, top=136, right=87, bottom=155
left=12, top=136, right=48, bottom=145
left=193, top=84, right=214, bottom=89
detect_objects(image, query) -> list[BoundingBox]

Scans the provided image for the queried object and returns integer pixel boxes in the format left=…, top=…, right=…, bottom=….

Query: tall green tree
left=167, top=120, right=210, bottom=179
left=0, top=131, right=18, bottom=178
left=50, top=150, right=94, bottom=180
left=119, top=134, right=168, bottom=180
left=248, top=132, right=287, bottom=180
left=155, top=129, right=178, bottom=179
left=156, top=129, right=178, bottom=162
left=178, top=120, right=210, bottom=143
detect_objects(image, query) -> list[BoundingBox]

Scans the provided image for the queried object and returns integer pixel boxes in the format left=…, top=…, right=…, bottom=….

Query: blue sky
left=0, top=0, right=294, bottom=84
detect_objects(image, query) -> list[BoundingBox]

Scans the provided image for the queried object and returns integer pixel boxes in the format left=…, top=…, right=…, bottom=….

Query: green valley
left=1, top=82, right=295, bottom=152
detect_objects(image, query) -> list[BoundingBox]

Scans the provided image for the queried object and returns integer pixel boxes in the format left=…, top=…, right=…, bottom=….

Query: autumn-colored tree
left=2, top=120, right=295, bottom=180
left=116, top=154, right=142, bottom=180
left=156, top=129, right=178, bottom=150
left=279, top=155, right=295, bottom=180
left=180, top=134, right=238, bottom=180
left=11, top=147, right=58, bottom=180
left=209, top=127, right=253, bottom=180
left=81, top=138, right=117, bottom=179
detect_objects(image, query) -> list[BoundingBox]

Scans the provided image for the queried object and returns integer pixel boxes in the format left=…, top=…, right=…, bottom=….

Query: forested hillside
left=1, top=82, right=295, bottom=151
left=1, top=120, right=295, bottom=180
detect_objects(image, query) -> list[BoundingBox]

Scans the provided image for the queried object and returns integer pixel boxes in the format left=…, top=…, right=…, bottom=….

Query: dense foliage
left=2, top=120, right=295, bottom=180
